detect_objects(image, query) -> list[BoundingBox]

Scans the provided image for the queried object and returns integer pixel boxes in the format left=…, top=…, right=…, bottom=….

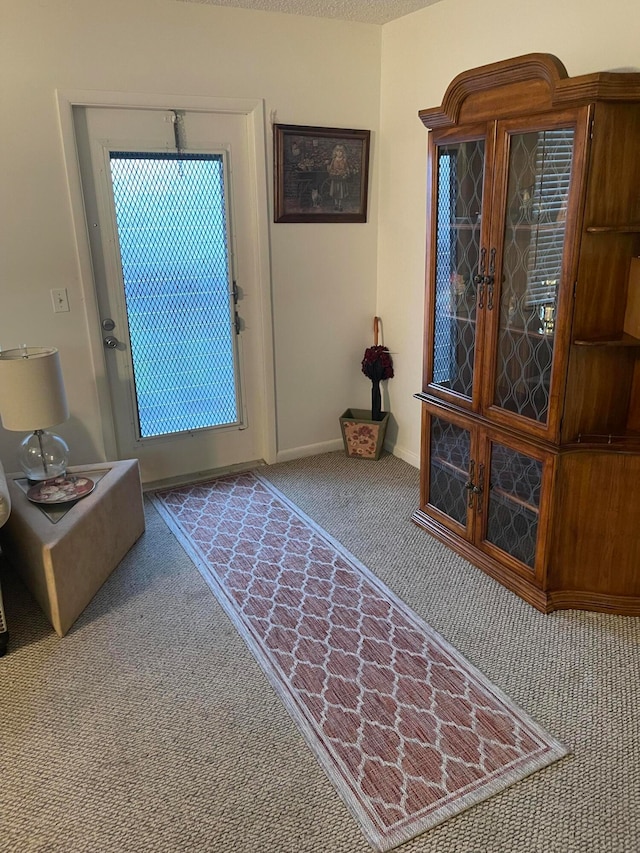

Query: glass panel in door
left=428, top=415, right=472, bottom=528
left=431, top=140, right=485, bottom=401
left=484, top=441, right=542, bottom=569
left=492, top=127, right=574, bottom=425
left=109, top=152, right=240, bottom=440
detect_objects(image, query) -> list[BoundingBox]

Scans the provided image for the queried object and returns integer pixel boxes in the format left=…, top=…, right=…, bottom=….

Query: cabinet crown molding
left=419, top=53, right=640, bottom=129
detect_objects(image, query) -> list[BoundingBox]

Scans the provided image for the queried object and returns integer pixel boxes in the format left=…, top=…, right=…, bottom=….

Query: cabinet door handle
left=473, top=247, right=487, bottom=287
left=486, top=281, right=494, bottom=311
left=473, top=462, right=485, bottom=514
left=486, top=248, right=496, bottom=310
left=478, top=281, right=485, bottom=309
left=465, top=459, right=476, bottom=508
left=488, top=248, right=496, bottom=278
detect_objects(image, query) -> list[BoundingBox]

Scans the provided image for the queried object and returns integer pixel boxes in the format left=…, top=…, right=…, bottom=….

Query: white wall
left=0, top=0, right=381, bottom=471
left=377, top=0, right=640, bottom=468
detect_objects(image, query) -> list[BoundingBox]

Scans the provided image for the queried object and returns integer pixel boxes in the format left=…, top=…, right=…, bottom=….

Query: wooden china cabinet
left=413, top=54, right=640, bottom=614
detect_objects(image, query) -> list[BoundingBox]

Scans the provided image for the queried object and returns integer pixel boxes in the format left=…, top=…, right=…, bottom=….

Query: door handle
left=486, top=248, right=496, bottom=310
left=465, top=459, right=476, bottom=508
left=473, top=463, right=485, bottom=514
left=473, top=247, right=487, bottom=287
left=103, top=336, right=119, bottom=349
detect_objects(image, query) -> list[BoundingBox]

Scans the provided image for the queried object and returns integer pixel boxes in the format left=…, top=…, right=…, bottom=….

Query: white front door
left=74, top=106, right=271, bottom=483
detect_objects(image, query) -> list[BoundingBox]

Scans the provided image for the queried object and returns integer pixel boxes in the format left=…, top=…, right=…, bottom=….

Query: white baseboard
left=276, top=438, right=344, bottom=464
left=385, top=441, right=420, bottom=469
left=276, top=437, right=420, bottom=469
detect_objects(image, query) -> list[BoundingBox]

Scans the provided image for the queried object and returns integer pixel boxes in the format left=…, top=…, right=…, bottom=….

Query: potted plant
left=340, top=317, right=394, bottom=460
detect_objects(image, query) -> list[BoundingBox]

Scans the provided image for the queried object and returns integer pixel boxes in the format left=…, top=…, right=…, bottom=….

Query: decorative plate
left=27, top=476, right=95, bottom=505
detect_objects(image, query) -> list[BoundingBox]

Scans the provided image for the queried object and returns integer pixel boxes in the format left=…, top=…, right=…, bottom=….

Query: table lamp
left=0, top=346, right=70, bottom=481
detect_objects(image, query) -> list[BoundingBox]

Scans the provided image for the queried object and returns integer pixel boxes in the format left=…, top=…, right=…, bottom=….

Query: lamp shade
left=0, top=347, right=69, bottom=431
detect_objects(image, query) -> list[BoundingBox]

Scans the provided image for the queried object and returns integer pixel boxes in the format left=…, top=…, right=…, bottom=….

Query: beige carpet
left=0, top=451, right=638, bottom=852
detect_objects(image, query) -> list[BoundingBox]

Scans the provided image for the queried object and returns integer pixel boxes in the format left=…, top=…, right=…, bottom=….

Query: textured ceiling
left=176, top=0, right=442, bottom=25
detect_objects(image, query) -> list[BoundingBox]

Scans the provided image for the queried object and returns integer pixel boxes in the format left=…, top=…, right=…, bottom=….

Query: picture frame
left=273, top=124, right=371, bottom=223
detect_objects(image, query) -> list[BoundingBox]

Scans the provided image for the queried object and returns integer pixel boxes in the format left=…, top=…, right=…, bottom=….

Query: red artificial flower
left=361, top=345, right=394, bottom=381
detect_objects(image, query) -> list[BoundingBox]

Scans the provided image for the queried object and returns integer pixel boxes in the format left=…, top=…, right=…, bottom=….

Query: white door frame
left=56, top=88, right=277, bottom=467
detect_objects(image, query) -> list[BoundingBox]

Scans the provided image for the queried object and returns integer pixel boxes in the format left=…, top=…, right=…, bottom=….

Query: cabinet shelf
left=573, top=433, right=640, bottom=449
left=506, top=221, right=566, bottom=233
left=448, top=222, right=481, bottom=231
left=573, top=333, right=640, bottom=347
left=443, top=311, right=476, bottom=323
left=432, top=454, right=468, bottom=480
left=585, top=224, right=640, bottom=234
left=491, top=485, right=540, bottom=515
left=500, top=324, right=554, bottom=342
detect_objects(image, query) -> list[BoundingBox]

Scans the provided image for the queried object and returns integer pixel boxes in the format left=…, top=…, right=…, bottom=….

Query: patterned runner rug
left=151, top=472, right=568, bottom=851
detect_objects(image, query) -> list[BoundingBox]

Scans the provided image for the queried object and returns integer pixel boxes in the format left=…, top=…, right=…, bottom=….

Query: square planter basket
left=339, top=409, right=389, bottom=460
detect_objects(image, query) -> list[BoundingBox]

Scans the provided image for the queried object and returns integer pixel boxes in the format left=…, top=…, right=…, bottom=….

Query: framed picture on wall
left=273, top=124, right=371, bottom=223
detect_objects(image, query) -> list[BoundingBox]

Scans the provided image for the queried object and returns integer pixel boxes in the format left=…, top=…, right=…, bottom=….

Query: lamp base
left=18, top=429, right=69, bottom=482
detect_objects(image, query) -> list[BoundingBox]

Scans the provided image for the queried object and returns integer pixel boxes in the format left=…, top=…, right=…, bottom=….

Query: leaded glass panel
left=432, top=140, right=485, bottom=399
left=429, top=416, right=471, bottom=526
left=493, top=128, right=574, bottom=424
left=109, top=153, right=239, bottom=439
left=485, top=442, right=542, bottom=568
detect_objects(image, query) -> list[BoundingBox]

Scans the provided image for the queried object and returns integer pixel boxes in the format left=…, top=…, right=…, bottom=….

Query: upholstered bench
left=0, top=460, right=145, bottom=637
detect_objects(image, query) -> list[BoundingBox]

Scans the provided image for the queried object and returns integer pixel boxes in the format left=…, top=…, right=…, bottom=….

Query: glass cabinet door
left=482, top=440, right=544, bottom=572
left=489, top=123, right=575, bottom=428
left=429, top=137, right=487, bottom=404
left=426, top=413, right=473, bottom=533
